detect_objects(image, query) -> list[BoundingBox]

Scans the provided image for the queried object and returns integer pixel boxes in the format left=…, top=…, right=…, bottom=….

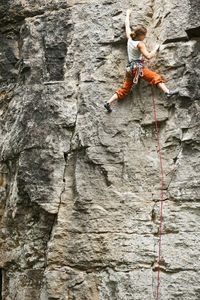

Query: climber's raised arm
left=138, top=42, right=159, bottom=60
left=125, top=9, right=132, bottom=39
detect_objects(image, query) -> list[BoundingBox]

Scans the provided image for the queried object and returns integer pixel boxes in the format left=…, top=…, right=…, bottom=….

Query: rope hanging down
left=148, top=62, right=164, bottom=300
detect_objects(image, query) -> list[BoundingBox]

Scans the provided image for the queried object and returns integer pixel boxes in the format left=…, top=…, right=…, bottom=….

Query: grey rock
left=0, top=0, right=200, bottom=299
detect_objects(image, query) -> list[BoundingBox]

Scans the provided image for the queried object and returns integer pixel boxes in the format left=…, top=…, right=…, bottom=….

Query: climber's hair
left=130, top=25, right=147, bottom=40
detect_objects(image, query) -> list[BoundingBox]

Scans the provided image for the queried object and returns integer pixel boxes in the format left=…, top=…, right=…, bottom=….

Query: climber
left=104, top=9, right=179, bottom=112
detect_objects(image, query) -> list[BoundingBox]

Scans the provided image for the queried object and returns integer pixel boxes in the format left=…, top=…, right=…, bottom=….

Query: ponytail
left=130, top=31, right=136, bottom=39
left=130, top=25, right=147, bottom=40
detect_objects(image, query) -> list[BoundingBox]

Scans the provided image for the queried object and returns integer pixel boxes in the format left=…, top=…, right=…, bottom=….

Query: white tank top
left=127, top=38, right=142, bottom=61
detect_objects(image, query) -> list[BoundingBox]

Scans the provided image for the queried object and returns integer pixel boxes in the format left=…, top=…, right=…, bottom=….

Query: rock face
left=0, top=0, right=200, bottom=299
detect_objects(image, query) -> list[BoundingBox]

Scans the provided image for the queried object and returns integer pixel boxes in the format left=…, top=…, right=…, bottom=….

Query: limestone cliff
left=0, top=0, right=200, bottom=299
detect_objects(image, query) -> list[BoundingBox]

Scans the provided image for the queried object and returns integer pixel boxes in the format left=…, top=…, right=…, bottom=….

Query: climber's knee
left=116, top=87, right=132, bottom=99
left=116, top=78, right=133, bottom=99
left=156, top=80, right=165, bottom=87
left=153, top=77, right=165, bottom=86
left=116, top=90, right=128, bottom=100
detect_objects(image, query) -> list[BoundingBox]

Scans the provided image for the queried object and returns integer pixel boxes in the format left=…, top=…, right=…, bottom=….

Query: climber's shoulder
left=137, top=41, right=145, bottom=49
left=137, top=41, right=148, bottom=53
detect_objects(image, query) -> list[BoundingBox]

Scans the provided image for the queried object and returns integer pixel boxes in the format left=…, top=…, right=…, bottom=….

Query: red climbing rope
left=148, top=62, right=164, bottom=300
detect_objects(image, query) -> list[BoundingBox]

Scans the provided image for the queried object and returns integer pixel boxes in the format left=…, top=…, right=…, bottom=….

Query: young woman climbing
left=104, top=9, right=179, bottom=112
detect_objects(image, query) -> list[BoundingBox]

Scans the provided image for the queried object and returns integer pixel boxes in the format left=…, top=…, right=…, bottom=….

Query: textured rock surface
left=0, top=0, right=200, bottom=299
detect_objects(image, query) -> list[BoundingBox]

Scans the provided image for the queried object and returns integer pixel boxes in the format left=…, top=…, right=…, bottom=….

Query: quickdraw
left=125, top=59, right=144, bottom=84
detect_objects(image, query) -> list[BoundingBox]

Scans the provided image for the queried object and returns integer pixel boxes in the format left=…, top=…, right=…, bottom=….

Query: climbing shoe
left=104, top=101, right=112, bottom=113
left=166, top=90, right=179, bottom=99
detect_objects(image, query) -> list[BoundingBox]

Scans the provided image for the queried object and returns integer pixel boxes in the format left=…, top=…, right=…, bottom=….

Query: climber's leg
left=157, top=82, right=169, bottom=94
left=157, top=82, right=179, bottom=98
left=109, top=93, right=118, bottom=105
left=115, top=75, right=134, bottom=100
left=142, top=68, right=165, bottom=87
left=104, top=72, right=134, bottom=112
left=104, top=93, right=117, bottom=112
left=142, top=68, right=179, bottom=98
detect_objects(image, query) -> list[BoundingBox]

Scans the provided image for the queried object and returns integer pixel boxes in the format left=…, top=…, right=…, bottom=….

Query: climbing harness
left=126, top=59, right=144, bottom=84
left=148, top=61, right=164, bottom=300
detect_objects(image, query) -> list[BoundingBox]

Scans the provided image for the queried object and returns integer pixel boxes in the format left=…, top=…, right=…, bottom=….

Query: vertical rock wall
left=0, top=0, right=200, bottom=299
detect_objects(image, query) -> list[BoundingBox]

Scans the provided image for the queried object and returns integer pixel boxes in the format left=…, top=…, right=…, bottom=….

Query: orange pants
left=116, top=68, right=165, bottom=99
